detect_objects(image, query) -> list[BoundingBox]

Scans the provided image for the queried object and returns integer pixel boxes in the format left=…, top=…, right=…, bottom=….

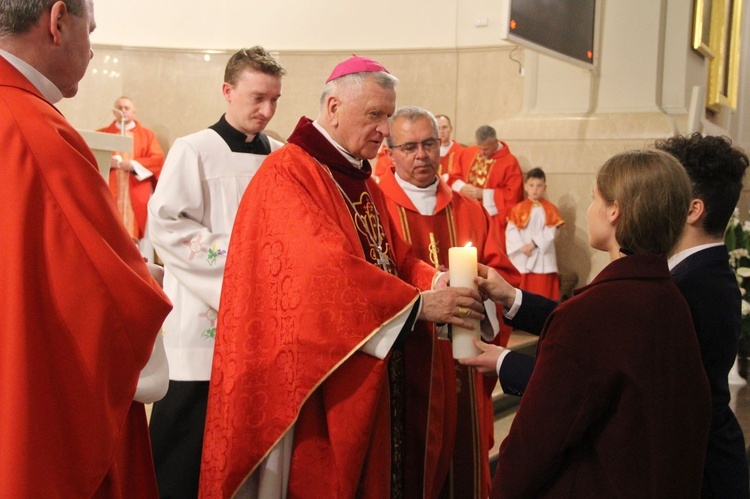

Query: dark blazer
left=671, top=245, right=749, bottom=498
left=493, top=254, right=711, bottom=498
left=502, top=245, right=750, bottom=498
left=498, top=291, right=556, bottom=395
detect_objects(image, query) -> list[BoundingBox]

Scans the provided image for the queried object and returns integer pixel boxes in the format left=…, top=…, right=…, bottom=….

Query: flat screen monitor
left=499, top=0, right=600, bottom=71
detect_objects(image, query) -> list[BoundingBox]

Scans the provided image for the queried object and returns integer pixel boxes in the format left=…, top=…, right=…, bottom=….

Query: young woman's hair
left=597, top=149, right=692, bottom=256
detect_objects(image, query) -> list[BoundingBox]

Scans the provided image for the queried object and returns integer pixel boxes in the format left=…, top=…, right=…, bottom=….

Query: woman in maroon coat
left=484, top=150, right=712, bottom=498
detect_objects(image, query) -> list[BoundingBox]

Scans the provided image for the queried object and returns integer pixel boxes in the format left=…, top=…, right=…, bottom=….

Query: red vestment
left=449, top=142, right=523, bottom=250
left=0, top=56, right=172, bottom=498
left=440, top=140, right=465, bottom=179
left=379, top=167, right=520, bottom=498
left=200, top=117, right=436, bottom=498
left=373, top=141, right=393, bottom=179
left=98, top=120, right=164, bottom=238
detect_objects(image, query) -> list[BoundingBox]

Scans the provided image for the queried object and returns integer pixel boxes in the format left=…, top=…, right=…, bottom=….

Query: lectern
left=77, top=129, right=132, bottom=178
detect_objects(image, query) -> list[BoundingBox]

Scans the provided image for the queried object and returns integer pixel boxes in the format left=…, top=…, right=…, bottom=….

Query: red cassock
left=200, top=117, right=437, bottom=498
left=448, top=142, right=523, bottom=251
left=0, top=57, right=172, bottom=497
left=98, top=120, right=164, bottom=238
left=379, top=167, right=521, bottom=498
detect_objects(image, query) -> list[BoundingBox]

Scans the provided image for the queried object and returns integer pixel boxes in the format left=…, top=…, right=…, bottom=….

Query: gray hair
left=319, top=71, right=398, bottom=108
left=475, top=125, right=497, bottom=143
left=0, top=0, right=86, bottom=37
left=386, top=106, right=438, bottom=147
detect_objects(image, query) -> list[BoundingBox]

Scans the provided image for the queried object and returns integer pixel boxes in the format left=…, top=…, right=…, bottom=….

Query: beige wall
left=58, top=0, right=750, bottom=286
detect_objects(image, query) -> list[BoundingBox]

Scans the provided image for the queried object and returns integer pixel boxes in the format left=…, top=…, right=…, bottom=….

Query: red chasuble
left=200, top=117, right=437, bottom=498
left=440, top=141, right=465, bottom=179
left=448, top=143, right=523, bottom=250
left=379, top=167, right=521, bottom=498
left=0, top=57, right=172, bottom=498
left=98, top=120, right=165, bottom=238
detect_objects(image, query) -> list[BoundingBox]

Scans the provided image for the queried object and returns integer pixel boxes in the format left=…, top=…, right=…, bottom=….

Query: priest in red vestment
left=98, top=96, right=165, bottom=240
left=0, top=2, right=172, bottom=497
left=380, top=106, right=521, bottom=498
left=200, top=56, right=485, bottom=498
left=436, top=114, right=464, bottom=180
left=448, top=125, right=524, bottom=251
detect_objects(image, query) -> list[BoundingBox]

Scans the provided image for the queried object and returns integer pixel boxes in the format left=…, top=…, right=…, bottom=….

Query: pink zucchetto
left=325, top=55, right=390, bottom=83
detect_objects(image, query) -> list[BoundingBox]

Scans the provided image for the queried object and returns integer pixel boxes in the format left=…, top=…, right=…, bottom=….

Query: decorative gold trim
left=707, top=0, right=743, bottom=110
left=692, top=0, right=716, bottom=59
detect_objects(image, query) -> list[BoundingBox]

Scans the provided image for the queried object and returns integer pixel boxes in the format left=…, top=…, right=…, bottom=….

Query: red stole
left=440, top=141, right=464, bottom=179
left=200, top=117, right=436, bottom=498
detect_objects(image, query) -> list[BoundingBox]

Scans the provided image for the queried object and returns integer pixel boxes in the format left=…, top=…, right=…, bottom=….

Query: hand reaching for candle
left=419, top=287, right=484, bottom=328
left=475, top=263, right=517, bottom=309
left=458, top=338, right=505, bottom=375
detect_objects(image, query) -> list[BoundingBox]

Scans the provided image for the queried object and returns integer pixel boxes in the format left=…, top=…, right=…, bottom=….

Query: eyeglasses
left=390, top=138, right=440, bottom=154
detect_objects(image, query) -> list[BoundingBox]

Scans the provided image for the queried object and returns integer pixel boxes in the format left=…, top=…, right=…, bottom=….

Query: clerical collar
left=394, top=172, right=439, bottom=216
left=667, top=242, right=724, bottom=270
left=440, top=140, right=453, bottom=157
left=0, top=49, right=63, bottom=104
left=311, top=120, right=363, bottom=169
left=208, top=114, right=271, bottom=154
left=114, top=120, right=137, bottom=132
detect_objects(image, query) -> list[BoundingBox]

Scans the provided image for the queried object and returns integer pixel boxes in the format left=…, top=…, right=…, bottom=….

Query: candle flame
left=464, top=242, right=473, bottom=248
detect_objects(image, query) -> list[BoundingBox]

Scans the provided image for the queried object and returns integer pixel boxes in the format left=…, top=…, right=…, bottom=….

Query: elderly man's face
left=114, top=98, right=136, bottom=123
left=332, top=77, right=395, bottom=160
left=386, top=116, right=440, bottom=188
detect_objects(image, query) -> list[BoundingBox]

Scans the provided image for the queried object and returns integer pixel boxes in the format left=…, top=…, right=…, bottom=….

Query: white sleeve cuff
left=483, top=189, right=498, bottom=216
left=360, top=299, right=420, bottom=359
left=452, top=179, right=466, bottom=192
left=132, top=160, right=154, bottom=181
left=504, top=288, right=523, bottom=319
left=496, top=347, right=512, bottom=376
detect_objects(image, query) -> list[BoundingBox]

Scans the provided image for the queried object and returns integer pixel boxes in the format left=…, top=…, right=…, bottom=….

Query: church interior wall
left=58, top=0, right=750, bottom=287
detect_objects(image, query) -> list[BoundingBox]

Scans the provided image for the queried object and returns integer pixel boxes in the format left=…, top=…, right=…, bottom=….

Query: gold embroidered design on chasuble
left=428, top=233, right=440, bottom=268
left=350, top=191, right=396, bottom=274
left=467, top=155, right=495, bottom=188
left=396, top=204, right=458, bottom=269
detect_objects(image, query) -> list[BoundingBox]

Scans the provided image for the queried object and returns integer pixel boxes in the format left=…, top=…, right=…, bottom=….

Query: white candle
left=449, top=245, right=480, bottom=359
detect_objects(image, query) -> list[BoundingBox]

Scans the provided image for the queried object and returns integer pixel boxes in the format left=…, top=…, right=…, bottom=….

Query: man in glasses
left=379, top=106, right=520, bottom=498
left=448, top=125, right=524, bottom=250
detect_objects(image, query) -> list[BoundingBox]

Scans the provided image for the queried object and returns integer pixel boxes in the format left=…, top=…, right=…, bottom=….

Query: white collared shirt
left=0, top=49, right=63, bottom=104
left=394, top=172, right=439, bottom=215
left=312, top=120, right=363, bottom=169
left=668, top=242, right=723, bottom=270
